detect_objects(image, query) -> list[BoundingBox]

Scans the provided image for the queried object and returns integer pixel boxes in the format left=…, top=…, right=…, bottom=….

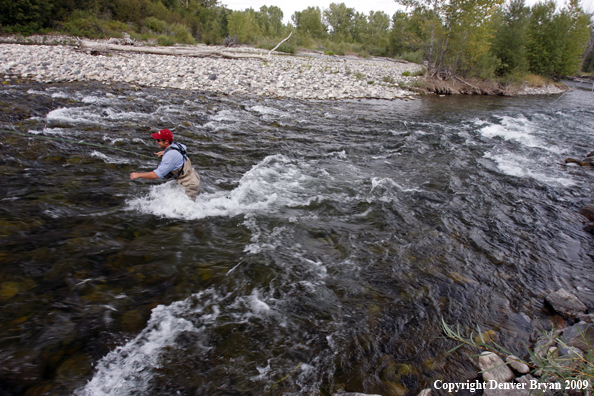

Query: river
left=1, top=81, right=594, bottom=396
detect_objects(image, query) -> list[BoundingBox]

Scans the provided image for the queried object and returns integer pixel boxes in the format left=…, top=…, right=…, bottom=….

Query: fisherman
left=130, top=129, right=201, bottom=200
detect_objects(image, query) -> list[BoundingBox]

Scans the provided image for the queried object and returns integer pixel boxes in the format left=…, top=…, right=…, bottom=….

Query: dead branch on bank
left=77, top=40, right=267, bottom=60
left=267, top=31, right=292, bottom=58
left=453, top=76, right=482, bottom=92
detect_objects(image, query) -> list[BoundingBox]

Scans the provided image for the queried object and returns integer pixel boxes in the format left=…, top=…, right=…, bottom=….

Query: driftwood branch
left=77, top=40, right=267, bottom=60
left=454, top=76, right=481, bottom=92
left=267, top=31, right=292, bottom=58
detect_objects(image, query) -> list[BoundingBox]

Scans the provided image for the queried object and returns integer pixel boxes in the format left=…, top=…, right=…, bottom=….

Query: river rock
left=478, top=352, right=514, bottom=382
left=506, top=355, right=530, bottom=374
left=579, top=204, right=594, bottom=221
left=561, top=323, right=594, bottom=351
left=577, top=313, right=594, bottom=323
left=417, top=389, right=431, bottom=396
left=545, top=289, right=587, bottom=318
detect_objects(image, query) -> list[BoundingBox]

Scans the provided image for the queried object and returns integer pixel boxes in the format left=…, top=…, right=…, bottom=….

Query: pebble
left=0, top=42, right=424, bottom=100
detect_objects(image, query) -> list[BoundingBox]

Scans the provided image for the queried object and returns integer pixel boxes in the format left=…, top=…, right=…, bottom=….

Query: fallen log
left=77, top=40, right=267, bottom=60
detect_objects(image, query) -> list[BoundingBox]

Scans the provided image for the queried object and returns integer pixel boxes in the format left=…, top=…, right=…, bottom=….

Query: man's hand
left=155, top=151, right=164, bottom=157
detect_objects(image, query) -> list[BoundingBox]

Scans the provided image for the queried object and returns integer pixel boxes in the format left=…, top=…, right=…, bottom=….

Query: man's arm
left=130, top=171, right=159, bottom=180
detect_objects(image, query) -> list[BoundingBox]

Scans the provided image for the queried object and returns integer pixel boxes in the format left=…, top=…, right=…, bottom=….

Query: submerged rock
left=561, top=323, right=594, bottom=351
left=545, top=288, right=587, bottom=318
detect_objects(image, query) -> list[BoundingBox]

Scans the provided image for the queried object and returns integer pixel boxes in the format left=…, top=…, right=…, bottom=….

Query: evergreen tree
left=526, top=0, right=590, bottom=77
left=491, top=0, right=530, bottom=75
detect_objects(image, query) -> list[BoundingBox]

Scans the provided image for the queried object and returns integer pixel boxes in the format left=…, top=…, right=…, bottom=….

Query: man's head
left=152, top=129, right=173, bottom=142
left=152, top=129, right=173, bottom=150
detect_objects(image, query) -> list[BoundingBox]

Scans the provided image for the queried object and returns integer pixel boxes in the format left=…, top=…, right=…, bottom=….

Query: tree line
left=0, top=0, right=592, bottom=79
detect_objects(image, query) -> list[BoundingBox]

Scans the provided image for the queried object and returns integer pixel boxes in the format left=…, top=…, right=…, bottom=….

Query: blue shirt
left=153, top=143, right=187, bottom=179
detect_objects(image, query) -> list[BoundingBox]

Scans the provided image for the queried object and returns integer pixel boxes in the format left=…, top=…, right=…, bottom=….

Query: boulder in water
left=545, top=288, right=587, bottom=319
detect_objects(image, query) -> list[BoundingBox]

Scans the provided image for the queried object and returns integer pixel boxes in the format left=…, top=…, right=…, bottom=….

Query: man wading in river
left=130, top=129, right=201, bottom=200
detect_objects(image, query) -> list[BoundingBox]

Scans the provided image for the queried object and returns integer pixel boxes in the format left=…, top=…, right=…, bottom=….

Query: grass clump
left=442, top=319, right=594, bottom=386
left=524, top=74, right=550, bottom=87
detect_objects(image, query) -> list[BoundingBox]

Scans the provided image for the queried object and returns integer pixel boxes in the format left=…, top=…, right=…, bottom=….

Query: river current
left=1, top=82, right=594, bottom=396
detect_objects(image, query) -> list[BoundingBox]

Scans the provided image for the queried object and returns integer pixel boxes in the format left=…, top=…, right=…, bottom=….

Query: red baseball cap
left=151, top=129, right=173, bottom=142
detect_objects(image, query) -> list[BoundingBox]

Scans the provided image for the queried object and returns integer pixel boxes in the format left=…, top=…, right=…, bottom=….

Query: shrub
left=398, top=50, right=424, bottom=64
left=157, top=35, right=175, bottom=46
left=62, top=12, right=134, bottom=39
left=144, top=17, right=167, bottom=34
left=276, top=42, right=295, bottom=54
left=171, top=23, right=195, bottom=45
left=257, top=39, right=295, bottom=54
left=402, top=71, right=411, bottom=77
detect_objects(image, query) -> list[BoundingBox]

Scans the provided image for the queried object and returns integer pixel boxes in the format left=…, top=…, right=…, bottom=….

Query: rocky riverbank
left=0, top=40, right=423, bottom=100
left=0, top=36, right=570, bottom=99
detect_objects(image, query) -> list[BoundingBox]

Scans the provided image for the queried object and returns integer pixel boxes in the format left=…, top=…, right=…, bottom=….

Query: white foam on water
left=26, top=89, right=49, bottom=96
left=46, top=107, right=104, bottom=125
left=91, top=150, right=131, bottom=164
left=46, top=107, right=151, bottom=126
left=484, top=152, right=575, bottom=187
left=81, top=95, right=116, bottom=105
left=250, top=105, right=291, bottom=119
left=51, top=91, right=71, bottom=99
left=102, top=134, right=125, bottom=145
left=370, top=177, right=422, bottom=195
left=248, top=289, right=271, bottom=314
left=126, top=154, right=322, bottom=220
left=477, top=115, right=561, bottom=153
left=27, top=127, right=70, bottom=136
left=210, top=109, right=246, bottom=123
left=325, top=150, right=347, bottom=159
left=74, top=290, right=223, bottom=396
left=202, top=109, right=256, bottom=131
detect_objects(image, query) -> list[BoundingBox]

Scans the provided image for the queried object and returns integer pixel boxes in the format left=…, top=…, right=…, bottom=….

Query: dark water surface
left=1, top=81, right=594, bottom=396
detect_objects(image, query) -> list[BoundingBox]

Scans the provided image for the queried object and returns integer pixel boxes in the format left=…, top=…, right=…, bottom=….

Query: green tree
left=256, top=5, right=283, bottom=37
left=0, top=0, right=55, bottom=32
left=526, top=1, right=562, bottom=75
left=324, top=2, right=355, bottom=39
left=526, top=0, right=590, bottom=76
left=292, top=6, right=326, bottom=39
left=389, top=9, right=427, bottom=55
left=227, top=8, right=260, bottom=43
left=491, top=0, right=530, bottom=75
left=395, top=0, right=503, bottom=77
left=558, top=0, right=590, bottom=74
left=364, top=10, right=390, bottom=48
